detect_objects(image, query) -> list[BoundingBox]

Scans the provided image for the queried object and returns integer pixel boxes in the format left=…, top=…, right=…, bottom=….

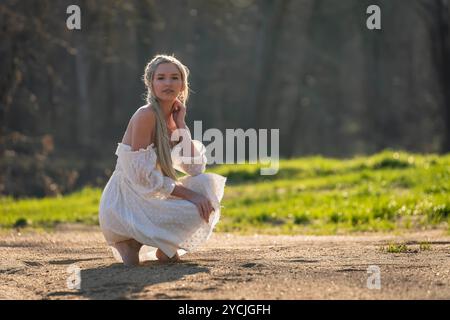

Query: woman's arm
left=171, top=184, right=197, bottom=200
left=171, top=99, right=201, bottom=157
left=175, top=122, right=202, bottom=157
left=171, top=184, right=215, bottom=223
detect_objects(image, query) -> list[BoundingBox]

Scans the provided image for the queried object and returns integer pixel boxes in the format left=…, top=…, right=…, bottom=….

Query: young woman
left=98, top=54, right=226, bottom=266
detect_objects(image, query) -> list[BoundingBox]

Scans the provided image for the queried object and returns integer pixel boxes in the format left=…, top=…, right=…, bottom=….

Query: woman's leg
left=152, top=174, right=223, bottom=263
left=114, top=239, right=142, bottom=266
left=156, top=248, right=180, bottom=262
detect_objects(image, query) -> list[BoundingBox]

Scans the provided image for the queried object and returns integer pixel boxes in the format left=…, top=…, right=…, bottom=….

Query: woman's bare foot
left=114, top=239, right=142, bottom=266
left=156, top=248, right=181, bottom=263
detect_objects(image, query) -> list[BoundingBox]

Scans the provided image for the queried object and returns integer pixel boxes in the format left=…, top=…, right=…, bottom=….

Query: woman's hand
left=171, top=98, right=187, bottom=128
left=170, top=185, right=214, bottom=223
left=187, top=192, right=215, bottom=223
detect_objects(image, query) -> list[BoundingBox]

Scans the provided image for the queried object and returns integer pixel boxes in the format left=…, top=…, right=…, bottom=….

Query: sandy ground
left=0, top=225, right=449, bottom=300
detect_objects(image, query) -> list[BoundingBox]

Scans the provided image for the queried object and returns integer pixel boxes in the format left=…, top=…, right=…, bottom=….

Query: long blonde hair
left=143, top=54, right=190, bottom=180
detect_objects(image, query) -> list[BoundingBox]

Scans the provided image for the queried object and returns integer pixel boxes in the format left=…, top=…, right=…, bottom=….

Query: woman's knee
left=182, top=173, right=215, bottom=194
left=194, top=173, right=216, bottom=187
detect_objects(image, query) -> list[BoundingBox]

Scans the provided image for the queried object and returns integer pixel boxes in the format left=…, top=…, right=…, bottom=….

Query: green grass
left=380, top=241, right=433, bottom=253
left=383, top=243, right=411, bottom=253
left=0, top=187, right=101, bottom=229
left=419, top=241, right=432, bottom=251
left=1, top=150, right=450, bottom=235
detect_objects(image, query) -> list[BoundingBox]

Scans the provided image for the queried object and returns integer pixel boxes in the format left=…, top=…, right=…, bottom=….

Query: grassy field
left=1, top=150, right=450, bottom=235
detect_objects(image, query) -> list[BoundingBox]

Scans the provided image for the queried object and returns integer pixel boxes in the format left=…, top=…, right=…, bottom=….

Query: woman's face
left=152, top=63, right=183, bottom=101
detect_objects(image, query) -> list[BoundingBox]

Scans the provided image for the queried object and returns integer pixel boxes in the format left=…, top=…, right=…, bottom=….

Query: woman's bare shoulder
left=126, top=105, right=157, bottom=150
left=122, top=105, right=156, bottom=146
left=134, top=104, right=155, bottom=116
left=131, top=105, right=156, bottom=125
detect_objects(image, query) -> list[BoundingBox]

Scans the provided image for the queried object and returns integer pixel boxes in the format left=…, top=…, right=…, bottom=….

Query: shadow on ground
left=47, top=260, right=209, bottom=299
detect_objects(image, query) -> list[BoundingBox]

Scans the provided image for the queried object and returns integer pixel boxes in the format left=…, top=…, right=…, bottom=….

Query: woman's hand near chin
left=172, top=98, right=187, bottom=128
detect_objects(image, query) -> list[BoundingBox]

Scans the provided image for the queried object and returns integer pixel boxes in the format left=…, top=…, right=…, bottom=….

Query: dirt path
left=0, top=225, right=449, bottom=300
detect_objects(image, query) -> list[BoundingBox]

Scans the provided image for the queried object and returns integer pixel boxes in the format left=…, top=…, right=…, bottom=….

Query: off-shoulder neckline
left=117, top=142, right=156, bottom=153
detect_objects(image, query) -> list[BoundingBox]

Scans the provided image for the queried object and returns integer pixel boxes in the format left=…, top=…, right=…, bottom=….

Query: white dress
left=98, top=138, right=226, bottom=261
